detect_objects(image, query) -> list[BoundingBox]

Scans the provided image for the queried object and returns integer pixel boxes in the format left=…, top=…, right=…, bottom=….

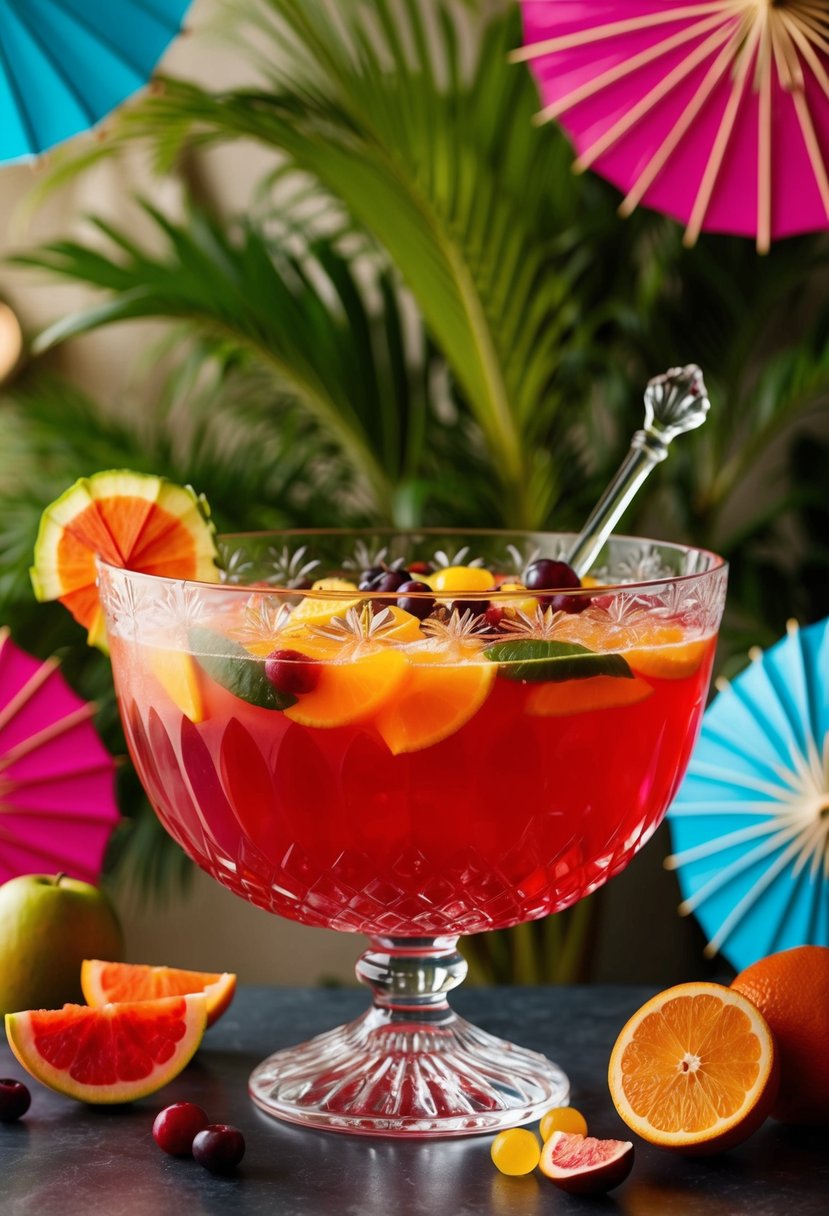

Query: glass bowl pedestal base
left=248, top=936, right=569, bottom=1137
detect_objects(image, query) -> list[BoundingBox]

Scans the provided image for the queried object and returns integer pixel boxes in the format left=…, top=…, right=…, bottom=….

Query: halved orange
left=526, top=674, right=653, bottom=717
left=81, top=960, right=236, bottom=1028
left=608, top=981, right=779, bottom=1154
left=31, top=470, right=218, bottom=649
left=5, top=994, right=207, bottom=1103
left=373, top=647, right=495, bottom=754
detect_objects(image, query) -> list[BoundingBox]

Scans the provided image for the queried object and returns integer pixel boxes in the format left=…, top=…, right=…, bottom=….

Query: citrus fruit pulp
left=373, top=646, right=495, bottom=753
left=526, top=674, right=652, bottom=717
left=539, top=1131, right=634, bottom=1194
left=31, top=471, right=218, bottom=648
left=732, top=946, right=829, bottom=1125
left=282, top=644, right=409, bottom=728
left=553, top=618, right=709, bottom=680
left=81, top=960, right=236, bottom=1028
left=5, top=994, right=207, bottom=1103
left=608, top=981, right=779, bottom=1153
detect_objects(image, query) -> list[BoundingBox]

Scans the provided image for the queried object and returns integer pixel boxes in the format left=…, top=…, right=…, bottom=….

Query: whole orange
left=731, top=946, right=829, bottom=1125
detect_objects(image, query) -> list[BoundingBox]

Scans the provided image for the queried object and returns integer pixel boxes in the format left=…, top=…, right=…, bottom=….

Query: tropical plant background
left=1, top=0, right=827, bottom=983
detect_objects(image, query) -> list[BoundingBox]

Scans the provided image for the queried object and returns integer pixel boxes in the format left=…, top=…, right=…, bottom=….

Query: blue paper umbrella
left=0, top=0, right=191, bottom=164
left=667, top=617, right=829, bottom=971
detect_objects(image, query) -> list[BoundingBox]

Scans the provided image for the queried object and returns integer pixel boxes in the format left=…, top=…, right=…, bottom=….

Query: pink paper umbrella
left=516, top=1, right=829, bottom=252
left=0, top=627, right=120, bottom=885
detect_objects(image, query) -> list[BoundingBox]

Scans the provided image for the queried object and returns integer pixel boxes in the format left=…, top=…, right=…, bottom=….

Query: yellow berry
left=431, top=565, right=495, bottom=593
left=539, top=1106, right=588, bottom=1141
left=490, top=1128, right=541, bottom=1176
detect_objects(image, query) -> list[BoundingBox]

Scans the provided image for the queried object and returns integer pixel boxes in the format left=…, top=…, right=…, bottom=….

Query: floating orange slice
left=81, top=960, right=236, bottom=1028
left=374, top=647, right=495, bottom=754
left=149, top=649, right=205, bottom=723
left=552, top=617, right=708, bottom=680
left=526, top=674, right=653, bottom=717
left=608, top=982, right=779, bottom=1154
left=5, top=994, right=207, bottom=1103
left=283, top=645, right=409, bottom=729
left=31, top=471, right=218, bottom=649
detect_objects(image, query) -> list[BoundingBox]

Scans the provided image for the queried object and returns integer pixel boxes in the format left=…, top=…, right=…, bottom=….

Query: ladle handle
left=566, top=364, right=710, bottom=577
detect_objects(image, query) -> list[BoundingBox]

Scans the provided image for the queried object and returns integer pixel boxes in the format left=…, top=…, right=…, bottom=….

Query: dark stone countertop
left=1, top=985, right=826, bottom=1216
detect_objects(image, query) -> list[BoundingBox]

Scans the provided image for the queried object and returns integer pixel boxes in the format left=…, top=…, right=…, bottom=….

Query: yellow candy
left=539, top=1106, right=588, bottom=1141
left=431, top=565, right=495, bottom=593
left=490, top=1128, right=541, bottom=1176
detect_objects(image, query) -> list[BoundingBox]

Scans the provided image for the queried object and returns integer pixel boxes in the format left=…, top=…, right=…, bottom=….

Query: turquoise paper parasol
left=0, top=0, right=191, bottom=164
left=667, top=617, right=829, bottom=971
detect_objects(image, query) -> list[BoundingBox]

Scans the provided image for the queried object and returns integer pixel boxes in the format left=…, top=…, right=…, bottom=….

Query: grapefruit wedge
left=5, top=994, right=207, bottom=1103
left=31, top=470, right=218, bottom=649
left=539, top=1131, right=634, bottom=1195
left=81, top=960, right=236, bottom=1028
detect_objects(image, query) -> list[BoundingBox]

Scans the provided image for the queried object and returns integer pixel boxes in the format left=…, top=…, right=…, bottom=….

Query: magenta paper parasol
left=0, top=627, right=119, bottom=884
left=516, top=1, right=829, bottom=252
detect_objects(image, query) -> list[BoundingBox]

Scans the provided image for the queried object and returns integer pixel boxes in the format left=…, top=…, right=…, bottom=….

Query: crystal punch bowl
left=99, top=530, right=727, bottom=1136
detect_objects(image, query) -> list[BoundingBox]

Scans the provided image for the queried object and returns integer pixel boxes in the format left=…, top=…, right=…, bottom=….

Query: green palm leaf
left=52, top=0, right=591, bottom=526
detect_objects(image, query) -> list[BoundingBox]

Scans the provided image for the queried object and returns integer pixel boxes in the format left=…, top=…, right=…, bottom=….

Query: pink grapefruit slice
left=539, top=1131, right=634, bottom=1195
left=31, top=470, right=218, bottom=649
left=5, top=994, right=207, bottom=1103
left=81, top=960, right=236, bottom=1028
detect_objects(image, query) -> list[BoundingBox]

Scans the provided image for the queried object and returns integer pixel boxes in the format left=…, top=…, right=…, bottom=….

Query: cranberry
left=372, top=569, right=411, bottom=593
left=484, top=603, right=505, bottom=629
left=450, top=598, right=490, bottom=618
left=0, top=1078, right=30, bottom=1123
left=152, top=1101, right=210, bottom=1156
left=192, top=1124, right=246, bottom=1174
left=524, top=558, right=582, bottom=591
left=396, top=580, right=435, bottom=620
left=265, top=648, right=320, bottom=695
left=523, top=558, right=588, bottom=614
left=358, top=566, right=386, bottom=590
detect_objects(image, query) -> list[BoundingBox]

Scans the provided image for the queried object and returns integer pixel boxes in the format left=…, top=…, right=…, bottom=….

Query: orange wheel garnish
left=608, top=982, right=779, bottom=1154
left=81, top=959, right=236, bottom=1028
left=31, top=471, right=217, bottom=650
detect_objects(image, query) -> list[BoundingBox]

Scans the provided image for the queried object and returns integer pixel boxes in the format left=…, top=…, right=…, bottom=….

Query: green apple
left=0, top=874, right=124, bottom=1015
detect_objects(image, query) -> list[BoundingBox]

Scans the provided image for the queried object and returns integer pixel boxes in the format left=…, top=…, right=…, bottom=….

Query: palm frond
left=16, top=208, right=468, bottom=520
left=50, top=0, right=601, bottom=526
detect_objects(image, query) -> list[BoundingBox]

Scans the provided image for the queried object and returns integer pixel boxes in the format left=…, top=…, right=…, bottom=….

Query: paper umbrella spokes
left=667, top=619, right=829, bottom=969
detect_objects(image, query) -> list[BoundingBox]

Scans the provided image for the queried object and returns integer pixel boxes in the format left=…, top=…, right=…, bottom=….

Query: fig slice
left=539, top=1131, right=634, bottom=1195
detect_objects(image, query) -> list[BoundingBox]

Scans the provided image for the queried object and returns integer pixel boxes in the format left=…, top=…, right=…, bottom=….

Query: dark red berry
left=372, top=569, right=411, bottom=593
left=0, top=1078, right=30, bottom=1123
left=548, top=591, right=590, bottom=615
left=484, top=603, right=505, bottom=629
left=152, top=1102, right=210, bottom=1156
left=265, top=648, right=320, bottom=695
left=358, top=566, right=385, bottom=590
left=397, top=580, right=435, bottom=620
left=523, top=559, right=588, bottom=614
left=523, top=558, right=582, bottom=591
left=408, top=560, right=433, bottom=575
left=450, top=598, right=489, bottom=618
left=192, top=1124, right=246, bottom=1174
